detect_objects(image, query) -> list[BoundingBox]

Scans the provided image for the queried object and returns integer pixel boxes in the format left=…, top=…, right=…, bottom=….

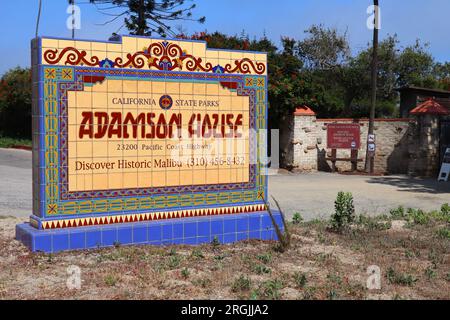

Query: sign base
left=16, top=212, right=283, bottom=253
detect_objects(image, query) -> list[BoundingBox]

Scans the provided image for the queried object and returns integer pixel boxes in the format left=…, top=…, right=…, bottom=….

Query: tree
left=297, top=24, right=351, bottom=70
left=0, top=68, right=32, bottom=138
left=343, top=35, right=399, bottom=118
left=295, top=25, right=352, bottom=117
left=90, top=0, right=205, bottom=37
left=396, top=40, right=436, bottom=88
left=433, top=62, right=450, bottom=90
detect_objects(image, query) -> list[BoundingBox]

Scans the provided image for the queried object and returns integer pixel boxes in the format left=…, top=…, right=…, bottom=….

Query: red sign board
left=327, top=123, right=361, bottom=149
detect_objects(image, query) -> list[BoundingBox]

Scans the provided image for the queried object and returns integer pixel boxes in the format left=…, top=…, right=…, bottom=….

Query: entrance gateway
left=16, top=36, right=283, bottom=253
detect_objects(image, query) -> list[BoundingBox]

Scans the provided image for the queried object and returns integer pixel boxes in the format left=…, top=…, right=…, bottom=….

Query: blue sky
left=1, top=0, right=449, bottom=75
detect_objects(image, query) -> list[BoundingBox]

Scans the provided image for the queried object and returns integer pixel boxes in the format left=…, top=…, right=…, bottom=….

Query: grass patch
left=441, top=204, right=450, bottom=216
left=253, top=279, right=284, bottom=300
left=293, top=272, right=307, bottom=289
left=181, top=268, right=190, bottom=279
left=0, top=136, right=31, bottom=148
left=257, top=253, right=272, bottom=264
left=167, top=255, right=182, bottom=269
left=436, top=227, right=450, bottom=240
left=253, top=264, right=272, bottom=275
left=425, top=266, right=437, bottom=280
left=356, top=215, right=391, bottom=231
left=326, top=273, right=343, bottom=286
left=390, top=206, right=407, bottom=219
left=193, top=278, right=212, bottom=288
left=191, top=248, right=205, bottom=259
left=407, top=208, right=431, bottom=225
left=386, top=267, right=417, bottom=286
left=104, top=274, right=119, bottom=287
left=231, top=275, right=251, bottom=292
left=389, top=205, right=450, bottom=226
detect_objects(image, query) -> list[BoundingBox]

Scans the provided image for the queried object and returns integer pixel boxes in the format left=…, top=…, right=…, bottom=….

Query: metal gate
left=441, top=120, right=450, bottom=163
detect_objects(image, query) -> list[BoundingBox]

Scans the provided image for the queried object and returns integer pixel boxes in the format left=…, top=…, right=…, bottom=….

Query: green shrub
left=211, top=236, right=221, bottom=248
left=293, top=272, right=307, bottom=288
left=292, top=212, right=303, bottom=225
left=386, top=267, right=417, bottom=286
left=257, top=279, right=283, bottom=300
left=253, top=264, right=272, bottom=275
left=436, top=227, right=450, bottom=240
left=167, top=255, right=182, bottom=269
left=231, top=275, right=251, bottom=292
left=104, top=274, right=118, bottom=287
left=407, top=208, right=430, bottom=225
left=257, top=253, right=272, bottom=264
left=181, top=267, right=190, bottom=279
left=441, top=203, right=450, bottom=216
left=390, top=206, right=406, bottom=219
left=330, top=192, right=355, bottom=231
left=425, top=267, right=437, bottom=280
left=191, top=248, right=205, bottom=259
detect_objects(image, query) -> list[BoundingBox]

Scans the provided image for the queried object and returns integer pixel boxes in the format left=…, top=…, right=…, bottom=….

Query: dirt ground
left=0, top=207, right=449, bottom=300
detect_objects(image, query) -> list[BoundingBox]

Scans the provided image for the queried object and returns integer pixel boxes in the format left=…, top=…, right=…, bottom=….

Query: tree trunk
left=137, top=0, right=146, bottom=35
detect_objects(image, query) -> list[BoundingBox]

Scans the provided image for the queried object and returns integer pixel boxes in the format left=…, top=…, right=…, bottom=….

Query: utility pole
left=71, top=0, right=76, bottom=39
left=66, top=0, right=77, bottom=38
left=365, top=0, right=379, bottom=174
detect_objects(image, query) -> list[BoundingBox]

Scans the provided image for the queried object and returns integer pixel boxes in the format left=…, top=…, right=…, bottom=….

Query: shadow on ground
left=366, top=176, right=450, bottom=194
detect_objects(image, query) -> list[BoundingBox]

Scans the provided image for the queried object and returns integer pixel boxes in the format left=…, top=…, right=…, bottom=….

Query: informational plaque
left=327, top=123, right=361, bottom=149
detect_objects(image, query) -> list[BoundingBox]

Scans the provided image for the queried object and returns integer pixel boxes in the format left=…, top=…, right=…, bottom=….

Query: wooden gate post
left=351, top=149, right=358, bottom=172
left=331, top=149, right=337, bottom=173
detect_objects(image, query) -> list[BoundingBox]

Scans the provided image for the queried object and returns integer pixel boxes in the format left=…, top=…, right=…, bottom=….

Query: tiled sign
left=16, top=36, right=283, bottom=252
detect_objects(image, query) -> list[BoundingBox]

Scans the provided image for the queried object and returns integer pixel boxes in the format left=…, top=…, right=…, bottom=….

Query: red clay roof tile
left=293, top=105, right=316, bottom=116
left=410, top=98, right=449, bottom=115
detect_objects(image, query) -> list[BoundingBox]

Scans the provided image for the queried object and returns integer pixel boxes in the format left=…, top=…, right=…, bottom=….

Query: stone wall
left=289, top=114, right=413, bottom=174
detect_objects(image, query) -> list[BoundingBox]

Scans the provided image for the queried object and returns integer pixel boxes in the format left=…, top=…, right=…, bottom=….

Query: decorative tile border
left=39, top=204, right=267, bottom=230
left=56, top=68, right=258, bottom=201
left=43, top=41, right=266, bottom=75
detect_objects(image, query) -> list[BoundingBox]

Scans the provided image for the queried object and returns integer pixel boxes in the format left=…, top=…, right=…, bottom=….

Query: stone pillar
left=292, top=106, right=319, bottom=171
left=408, top=114, right=441, bottom=177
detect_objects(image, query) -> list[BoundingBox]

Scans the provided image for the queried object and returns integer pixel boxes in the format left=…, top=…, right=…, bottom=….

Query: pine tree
left=90, top=0, right=205, bottom=37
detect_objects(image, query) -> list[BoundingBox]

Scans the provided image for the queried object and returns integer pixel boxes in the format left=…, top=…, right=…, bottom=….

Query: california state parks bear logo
left=159, top=95, right=173, bottom=110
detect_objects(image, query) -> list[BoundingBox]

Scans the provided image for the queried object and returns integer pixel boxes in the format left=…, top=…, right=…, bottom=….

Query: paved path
left=0, top=148, right=32, bottom=217
left=269, top=171, right=450, bottom=220
left=1, top=148, right=449, bottom=220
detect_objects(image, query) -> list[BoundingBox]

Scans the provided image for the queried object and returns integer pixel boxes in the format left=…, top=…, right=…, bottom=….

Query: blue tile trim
left=15, top=211, right=284, bottom=253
